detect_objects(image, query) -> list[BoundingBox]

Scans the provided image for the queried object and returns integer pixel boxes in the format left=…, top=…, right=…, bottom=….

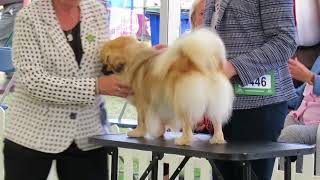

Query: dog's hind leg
left=174, top=112, right=193, bottom=145
left=127, top=107, right=146, bottom=137
left=209, top=119, right=226, bottom=144
left=145, top=114, right=166, bottom=138
left=153, top=123, right=166, bottom=138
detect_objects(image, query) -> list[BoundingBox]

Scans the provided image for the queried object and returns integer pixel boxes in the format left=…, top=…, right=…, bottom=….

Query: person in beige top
left=4, top=0, right=132, bottom=179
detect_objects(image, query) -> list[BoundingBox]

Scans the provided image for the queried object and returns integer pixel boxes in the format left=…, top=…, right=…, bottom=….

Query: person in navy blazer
left=203, top=0, right=297, bottom=179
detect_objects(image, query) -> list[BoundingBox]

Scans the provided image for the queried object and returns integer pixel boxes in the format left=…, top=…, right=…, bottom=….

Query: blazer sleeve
left=229, top=0, right=297, bottom=86
left=13, top=12, right=97, bottom=105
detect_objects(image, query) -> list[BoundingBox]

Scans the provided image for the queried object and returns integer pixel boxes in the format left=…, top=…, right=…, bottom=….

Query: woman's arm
left=289, top=57, right=320, bottom=96
left=228, top=0, right=297, bottom=86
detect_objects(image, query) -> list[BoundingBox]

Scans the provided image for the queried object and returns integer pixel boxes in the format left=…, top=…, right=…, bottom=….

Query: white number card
left=234, top=72, right=275, bottom=96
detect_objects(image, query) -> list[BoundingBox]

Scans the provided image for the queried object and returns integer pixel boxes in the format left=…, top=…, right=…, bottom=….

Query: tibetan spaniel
left=100, top=29, right=234, bottom=145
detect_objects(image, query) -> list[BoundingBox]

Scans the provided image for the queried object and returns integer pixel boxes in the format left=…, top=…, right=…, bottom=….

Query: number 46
left=250, top=77, right=267, bottom=87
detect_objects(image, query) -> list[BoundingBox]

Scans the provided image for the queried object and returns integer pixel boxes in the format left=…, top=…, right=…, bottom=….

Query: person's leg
left=56, top=142, right=108, bottom=180
left=278, top=123, right=318, bottom=145
left=213, top=102, right=287, bottom=180
left=3, top=139, right=53, bottom=180
left=278, top=114, right=299, bottom=171
left=283, top=114, right=303, bottom=127
left=0, top=10, right=14, bottom=47
left=278, top=123, right=318, bottom=173
left=277, top=114, right=304, bottom=171
left=0, top=3, right=23, bottom=47
left=240, top=102, right=287, bottom=180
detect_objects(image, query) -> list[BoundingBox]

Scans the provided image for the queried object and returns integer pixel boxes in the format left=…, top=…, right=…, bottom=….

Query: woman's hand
left=153, top=44, right=167, bottom=50
left=97, top=75, right=133, bottom=98
left=153, top=44, right=167, bottom=53
left=288, top=57, right=315, bottom=84
left=223, top=61, right=237, bottom=79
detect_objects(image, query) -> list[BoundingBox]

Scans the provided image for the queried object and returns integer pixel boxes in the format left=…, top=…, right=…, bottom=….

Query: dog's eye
left=115, top=63, right=125, bottom=73
left=102, top=65, right=114, bottom=75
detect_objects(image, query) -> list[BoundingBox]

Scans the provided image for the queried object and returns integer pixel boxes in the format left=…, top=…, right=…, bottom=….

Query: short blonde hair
left=189, top=0, right=204, bottom=29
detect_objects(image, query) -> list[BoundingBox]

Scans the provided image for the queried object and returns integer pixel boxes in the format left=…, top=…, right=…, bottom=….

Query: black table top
left=91, top=132, right=315, bottom=161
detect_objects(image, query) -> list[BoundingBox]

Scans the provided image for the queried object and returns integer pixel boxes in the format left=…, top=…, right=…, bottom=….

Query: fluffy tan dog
left=101, top=29, right=234, bottom=145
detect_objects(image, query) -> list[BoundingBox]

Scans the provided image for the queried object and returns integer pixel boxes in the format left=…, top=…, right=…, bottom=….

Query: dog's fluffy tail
left=152, top=28, right=226, bottom=78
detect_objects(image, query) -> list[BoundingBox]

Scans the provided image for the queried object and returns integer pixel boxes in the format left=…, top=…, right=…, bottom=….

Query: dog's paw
left=209, top=136, right=226, bottom=144
left=127, top=129, right=145, bottom=137
left=174, top=136, right=191, bottom=146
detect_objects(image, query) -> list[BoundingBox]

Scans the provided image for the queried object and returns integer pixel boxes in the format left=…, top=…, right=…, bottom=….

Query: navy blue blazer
left=204, top=0, right=298, bottom=109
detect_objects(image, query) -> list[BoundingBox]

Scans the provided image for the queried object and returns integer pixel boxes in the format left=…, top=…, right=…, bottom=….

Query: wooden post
left=160, top=0, right=181, bottom=45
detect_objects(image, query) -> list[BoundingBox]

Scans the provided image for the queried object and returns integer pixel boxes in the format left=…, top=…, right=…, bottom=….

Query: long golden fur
left=101, top=29, right=234, bottom=145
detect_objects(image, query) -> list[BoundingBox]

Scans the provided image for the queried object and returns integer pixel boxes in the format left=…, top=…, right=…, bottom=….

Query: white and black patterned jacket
left=5, top=0, right=109, bottom=153
left=204, top=0, right=298, bottom=109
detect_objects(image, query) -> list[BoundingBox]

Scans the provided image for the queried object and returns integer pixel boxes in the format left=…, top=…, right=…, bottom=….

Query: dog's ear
left=110, top=54, right=128, bottom=73
left=100, top=47, right=111, bottom=65
left=101, top=53, right=128, bottom=74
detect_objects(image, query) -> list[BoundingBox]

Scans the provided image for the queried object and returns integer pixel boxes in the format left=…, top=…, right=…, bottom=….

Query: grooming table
left=91, top=132, right=315, bottom=180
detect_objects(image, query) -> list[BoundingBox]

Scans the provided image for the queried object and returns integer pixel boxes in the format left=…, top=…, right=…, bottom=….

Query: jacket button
left=70, top=113, right=77, bottom=119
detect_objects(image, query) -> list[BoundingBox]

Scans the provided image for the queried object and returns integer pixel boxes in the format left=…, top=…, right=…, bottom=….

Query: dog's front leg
left=127, top=107, right=146, bottom=137
left=174, top=113, right=193, bottom=145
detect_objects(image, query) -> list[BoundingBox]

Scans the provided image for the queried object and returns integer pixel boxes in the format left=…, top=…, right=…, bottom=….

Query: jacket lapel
left=216, top=0, right=232, bottom=27
left=40, top=0, right=78, bottom=73
left=78, top=0, right=99, bottom=72
left=204, top=0, right=215, bottom=26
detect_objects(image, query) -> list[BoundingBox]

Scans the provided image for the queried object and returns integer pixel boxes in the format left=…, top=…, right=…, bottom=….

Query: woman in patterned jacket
left=4, top=0, right=132, bottom=179
left=203, top=0, right=297, bottom=179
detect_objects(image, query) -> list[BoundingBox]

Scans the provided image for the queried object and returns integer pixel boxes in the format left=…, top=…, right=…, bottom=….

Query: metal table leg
left=208, top=159, right=224, bottom=180
left=151, top=152, right=163, bottom=180
left=140, top=152, right=164, bottom=180
left=108, top=147, right=118, bottom=180
left=169, top=156, right=190, bottom=180
left=284, top=156, right=292, bottom=180
left=241, top=161, right=252, bottom=180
